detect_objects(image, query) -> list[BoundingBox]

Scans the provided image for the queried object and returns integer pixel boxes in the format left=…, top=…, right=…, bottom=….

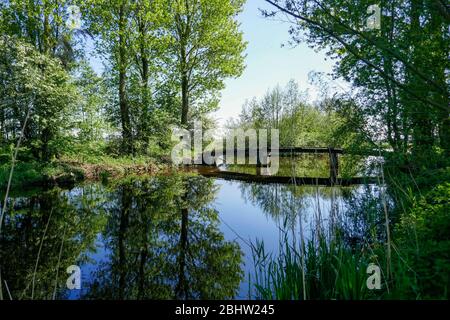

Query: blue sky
left=214, top=0, right=336, bottom=125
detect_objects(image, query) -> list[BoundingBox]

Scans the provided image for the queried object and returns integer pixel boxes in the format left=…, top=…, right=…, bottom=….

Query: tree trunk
left=181, top=69, right=189, bottom=126
left=180, top=35, right=189, bottom=126
left=139, top=18, right=150, bottom=152
left=119, top=2, right=132, bottom=154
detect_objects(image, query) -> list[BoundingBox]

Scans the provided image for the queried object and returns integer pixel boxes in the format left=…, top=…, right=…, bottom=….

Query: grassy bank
left=0, top=155, right=170, bottom=189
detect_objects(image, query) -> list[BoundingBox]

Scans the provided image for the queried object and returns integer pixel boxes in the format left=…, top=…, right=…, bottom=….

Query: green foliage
left=167, top=0, right=247, bottom=125
left=0, top=161, right=42, bottom=188
left=0, top=0, right=448, bottom=302
left=251, top=229, right=372, bottom=300
left=0, top=0, right=78, bottom=64
left=265, top=0, right=449, bottom=168
left=73, top=62, right=111, bottom=143
left=230, top=79, right=356, bottom=149
left=0, top=36, right=77, bottom=161
left=249, top=179, right=450, bottom=300
left=1, top=0, right=247, bottom=160
left=0, top=159, right=84, bottom=188
left=79, top=0, right=247, bottom=153
left=395, top=183, right=450, bottom=299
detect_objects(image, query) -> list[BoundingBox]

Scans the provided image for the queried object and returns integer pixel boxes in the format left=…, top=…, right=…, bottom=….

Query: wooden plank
left=207, top=147, right=344, bottom=155
left=278, top=147, right=343, bottom=154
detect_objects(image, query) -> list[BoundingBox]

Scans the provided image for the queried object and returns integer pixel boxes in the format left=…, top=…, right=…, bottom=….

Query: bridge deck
left=210, top=147, right=343, bottom=155
left=196, top=146, right=385, bottom=185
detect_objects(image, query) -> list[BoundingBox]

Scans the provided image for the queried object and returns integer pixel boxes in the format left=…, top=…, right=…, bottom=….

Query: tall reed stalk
left=251, top=227, right=371, bottom=300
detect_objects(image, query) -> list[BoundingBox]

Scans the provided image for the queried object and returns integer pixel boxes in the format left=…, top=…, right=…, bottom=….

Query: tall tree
left=0, top=36, right=77, bottom=160
left=131, top=0, right=170, bottom=152
left=73, top=62, right=109, bottom=143
left=263, top=0, right=450, bottom=165
left=165, top=0, right=247, bottom=126
left=0, top=1, right=80, bottom=160
left=81, top=0, right=134, bottom=154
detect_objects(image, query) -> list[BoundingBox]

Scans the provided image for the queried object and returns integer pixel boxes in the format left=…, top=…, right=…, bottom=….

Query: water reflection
left=0, top=175, right=243, bottom=299
left=238, top=182, right=350, bottom=234
left=86, top=175, right=243, bottom=299
left=0, top=185, right=106, bottom=299
left=237, top=181, right=386, bottom=247
left=235, top=181, right=388, bottom=300
left=0, top=174, right=382, bottom=300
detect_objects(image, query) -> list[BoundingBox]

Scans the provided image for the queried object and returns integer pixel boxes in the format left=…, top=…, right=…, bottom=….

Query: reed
left=251, top=228, right=371, bottom=300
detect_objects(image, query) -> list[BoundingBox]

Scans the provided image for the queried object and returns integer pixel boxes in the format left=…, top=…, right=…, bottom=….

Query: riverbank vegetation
left=245, top=0, right=450, bottom=300
left=0, top=0, right=246, bottom=187
left=0, top=0, right=448, bottom=300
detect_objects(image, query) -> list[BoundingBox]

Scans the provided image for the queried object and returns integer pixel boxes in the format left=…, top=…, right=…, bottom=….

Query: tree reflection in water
left=0, top=174, right=243, bottom=300
left=88, top=175, right=243, bottom=299
left=238, top=182, right=385, bottom=248
left=0, top=185, right=107, bottom=299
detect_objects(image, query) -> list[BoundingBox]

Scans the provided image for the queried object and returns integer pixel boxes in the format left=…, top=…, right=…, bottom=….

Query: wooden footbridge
left=196, top=146, right=378, bottom=186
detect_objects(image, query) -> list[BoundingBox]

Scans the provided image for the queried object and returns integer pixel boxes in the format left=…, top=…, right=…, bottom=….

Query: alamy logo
left=66, top=5, right=81, bottom=30
left=66, top=265, right=81, bottom=290
left=366, top=4, right=381, bottom=30
left=171, top=121, right=279, bottom=175
left=366, top=263, right=381, bottom=290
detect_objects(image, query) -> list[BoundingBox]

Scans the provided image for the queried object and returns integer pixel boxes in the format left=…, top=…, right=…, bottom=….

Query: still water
left=0, top=174, right=379, bottom=299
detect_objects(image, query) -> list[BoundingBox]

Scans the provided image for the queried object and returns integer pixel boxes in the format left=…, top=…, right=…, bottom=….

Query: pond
left=0, top=173, right=382, bottom=300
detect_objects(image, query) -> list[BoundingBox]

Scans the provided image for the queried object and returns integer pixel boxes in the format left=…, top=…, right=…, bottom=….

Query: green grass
left=250, top=182, right=450, bottom=300
left=0, top=140, right=171, bottom=189
left=250, top=230, right=375, bottom=300
left=0, top=161, right=84, bottom=188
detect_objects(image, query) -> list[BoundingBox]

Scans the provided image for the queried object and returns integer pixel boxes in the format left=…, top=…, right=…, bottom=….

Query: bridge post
left=256, top=149, right=262, bottom=167
left=329, top=147, right=339, bottom=184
